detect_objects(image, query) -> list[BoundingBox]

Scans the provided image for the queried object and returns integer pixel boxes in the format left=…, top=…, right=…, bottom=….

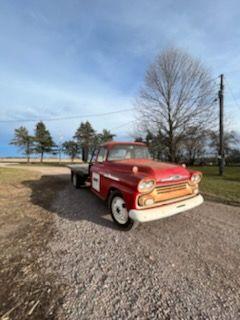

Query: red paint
left=90, top=142, right=202, bottom=210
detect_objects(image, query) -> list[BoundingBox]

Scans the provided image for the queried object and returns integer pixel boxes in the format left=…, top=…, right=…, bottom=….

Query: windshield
left=108, top=145, right=151, bottom=161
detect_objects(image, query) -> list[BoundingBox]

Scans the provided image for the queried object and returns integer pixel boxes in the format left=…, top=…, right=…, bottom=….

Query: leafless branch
left=135, top=47, right=217, bottom=161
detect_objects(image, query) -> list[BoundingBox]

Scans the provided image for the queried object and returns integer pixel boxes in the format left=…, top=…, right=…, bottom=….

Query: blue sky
left=0, top=0, right=240, bottom=156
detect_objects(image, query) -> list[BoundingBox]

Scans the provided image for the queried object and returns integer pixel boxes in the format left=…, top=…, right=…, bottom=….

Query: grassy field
left=0, top=165, right=239, bottom=207
left=0, top=167, right=39, bottom=184
left=0, top=157, right=82, bottom=165
left=193, top=166, right=240, bottom=205
left=0, top=161, right=82, bottom=167
left=17, top=162, right=74, bottom=167
left=0, top=167, right=66, bottom=319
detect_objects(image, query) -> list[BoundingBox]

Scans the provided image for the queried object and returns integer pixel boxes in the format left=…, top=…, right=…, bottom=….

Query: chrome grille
left=155, top=183, right=187, bottom=194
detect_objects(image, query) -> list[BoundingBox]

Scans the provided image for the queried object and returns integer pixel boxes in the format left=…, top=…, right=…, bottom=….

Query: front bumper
left=129, top=194, right=204, bottom=222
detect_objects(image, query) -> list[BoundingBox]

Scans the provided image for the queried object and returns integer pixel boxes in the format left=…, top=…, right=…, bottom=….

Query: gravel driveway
left=32, top=170, right=239, bottom=320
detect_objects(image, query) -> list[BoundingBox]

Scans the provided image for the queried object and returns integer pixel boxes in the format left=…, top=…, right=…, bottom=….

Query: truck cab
left=70, top=142, right=203, bottom=229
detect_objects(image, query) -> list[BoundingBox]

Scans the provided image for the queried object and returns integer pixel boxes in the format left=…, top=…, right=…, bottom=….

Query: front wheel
left=109, top=192, right=137, bottom=230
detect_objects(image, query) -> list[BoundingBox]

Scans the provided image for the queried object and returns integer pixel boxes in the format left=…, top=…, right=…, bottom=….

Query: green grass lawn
left=192, top=166, right=240, bottom=205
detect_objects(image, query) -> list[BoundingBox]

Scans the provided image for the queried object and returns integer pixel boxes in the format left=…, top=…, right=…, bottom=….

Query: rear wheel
left=72, top=173, right=81, bottom=189
left=109, top=191, right=136, bottom=230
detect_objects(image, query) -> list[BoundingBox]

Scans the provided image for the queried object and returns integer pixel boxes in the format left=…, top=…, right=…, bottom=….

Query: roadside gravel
left=44, top=174, right=240, bottom=320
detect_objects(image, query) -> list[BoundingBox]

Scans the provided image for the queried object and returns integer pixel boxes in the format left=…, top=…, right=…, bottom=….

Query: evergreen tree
left=10, top=126, right=34, bottom=163
left=34, top=121, right=54, bottom=162
left=62, top=140, right=80, bottom=162
left=98, top=129, right=115, bottom=144
left=74, top=121, right=96, bottom=162
left=134, top=137, right=143, bottom=142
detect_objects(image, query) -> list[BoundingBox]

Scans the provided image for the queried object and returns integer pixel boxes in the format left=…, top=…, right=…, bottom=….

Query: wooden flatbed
left=68, top=164, right=90, bottom=188
left=68, top=163, right=89, bottom=174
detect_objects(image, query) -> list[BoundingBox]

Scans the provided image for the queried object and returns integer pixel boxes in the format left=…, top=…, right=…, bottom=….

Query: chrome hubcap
left=111, top=196, right=128, bottom=224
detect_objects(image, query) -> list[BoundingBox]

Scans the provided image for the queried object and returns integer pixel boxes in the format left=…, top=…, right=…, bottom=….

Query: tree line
left=11, top=121, right=115, bottom=162
left=135, top=129, right=240, bottom=165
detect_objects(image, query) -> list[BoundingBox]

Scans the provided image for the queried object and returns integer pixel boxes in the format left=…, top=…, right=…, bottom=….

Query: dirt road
left=1, top=165, right=240, bottom=319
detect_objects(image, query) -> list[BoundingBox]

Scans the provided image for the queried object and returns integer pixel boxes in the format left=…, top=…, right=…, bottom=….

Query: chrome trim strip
left=102, top=173, right=120, bottom=181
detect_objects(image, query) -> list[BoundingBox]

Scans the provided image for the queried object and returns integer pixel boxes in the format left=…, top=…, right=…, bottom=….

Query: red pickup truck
left=70, top=142, right=203, bottom=229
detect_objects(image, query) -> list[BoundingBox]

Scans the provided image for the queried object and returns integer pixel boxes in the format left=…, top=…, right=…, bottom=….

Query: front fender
left=105, top=180, right=138, bottom=211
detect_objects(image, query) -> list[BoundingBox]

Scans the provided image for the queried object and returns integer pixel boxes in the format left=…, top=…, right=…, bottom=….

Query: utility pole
left=218, top=74, right=224, bottom=176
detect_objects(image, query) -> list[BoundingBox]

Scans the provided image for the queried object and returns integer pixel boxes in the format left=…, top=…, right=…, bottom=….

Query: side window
left=97, top=147, right=107, bottom=163
left=108, top=147, right=127, bottom=161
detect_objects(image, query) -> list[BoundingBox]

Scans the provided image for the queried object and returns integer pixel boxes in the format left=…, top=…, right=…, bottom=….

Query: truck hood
left=109, top=159, right=190, bottom=183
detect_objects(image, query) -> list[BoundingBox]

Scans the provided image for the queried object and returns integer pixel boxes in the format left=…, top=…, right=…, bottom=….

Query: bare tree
left=208, top=130, right=239, bottom=160
left=181, top=127, right=207, bottom=165
left=136, top=47, right=217, bottom=162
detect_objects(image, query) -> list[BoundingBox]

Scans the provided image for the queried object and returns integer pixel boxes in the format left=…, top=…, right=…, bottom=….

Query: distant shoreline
left=0, top=157, right=82, bottom=163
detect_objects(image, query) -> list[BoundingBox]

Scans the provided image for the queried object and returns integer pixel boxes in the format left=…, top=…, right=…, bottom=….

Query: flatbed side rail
left=67, top=164, right=89, bottom=175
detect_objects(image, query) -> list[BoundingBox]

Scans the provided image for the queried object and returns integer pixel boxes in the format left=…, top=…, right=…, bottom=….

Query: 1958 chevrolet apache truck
left=69, top=142, right=203, bottom=229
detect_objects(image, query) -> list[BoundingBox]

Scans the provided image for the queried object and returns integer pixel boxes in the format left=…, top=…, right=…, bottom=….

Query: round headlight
left=191, top=173, right=202, bottom=184
left=138, top=179, right=156, bottom=193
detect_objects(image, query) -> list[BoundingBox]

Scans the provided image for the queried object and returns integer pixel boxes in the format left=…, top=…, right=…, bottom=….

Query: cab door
left=91, top=147, right=108, bottom=198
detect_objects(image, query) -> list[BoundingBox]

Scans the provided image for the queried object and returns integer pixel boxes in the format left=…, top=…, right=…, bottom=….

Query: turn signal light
left=145, top=198, right=155, bottom=206
left=138, top=196, right=155, bottom=207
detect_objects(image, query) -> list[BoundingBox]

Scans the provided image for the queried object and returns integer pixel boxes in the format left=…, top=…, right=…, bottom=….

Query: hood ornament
left=160, top=175, right=185, bottom=182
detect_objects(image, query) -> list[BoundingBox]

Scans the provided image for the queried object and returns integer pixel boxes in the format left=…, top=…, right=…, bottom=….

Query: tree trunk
left=168, top=113, right=176, bottom=162
left=82, top=147, right=85, bottom=162
left=40, top=152, right=43, bottom=163
left=168, top=138, right=175, bottom=162
left=26, top=141, right=30, bottom=164
left=85, top=146, right=89, bottom=162
left=82, top=146, right=89, bottom=162
left=169, top=146, right=175, bottom=162
left=191, top=153, right=196, bottom=166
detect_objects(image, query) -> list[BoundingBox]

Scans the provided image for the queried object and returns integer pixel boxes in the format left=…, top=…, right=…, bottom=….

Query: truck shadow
left=22, top=173, right=122, bottom=230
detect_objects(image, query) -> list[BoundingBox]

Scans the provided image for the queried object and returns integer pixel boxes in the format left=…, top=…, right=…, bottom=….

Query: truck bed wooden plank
left=68, top=164, right=89, bottom=175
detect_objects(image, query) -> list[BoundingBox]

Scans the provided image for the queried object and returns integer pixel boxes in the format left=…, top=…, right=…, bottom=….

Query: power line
left=225, top=77, right=240, bottom=110
left=0, top=74, right=219, bottom=124
left=110, top=120, right=135, bottom=131
left=223, top=69, right=240, bottom=77
left=0, top=108, right=134, bottom=123
left=201, top=76, right=219, bottom=87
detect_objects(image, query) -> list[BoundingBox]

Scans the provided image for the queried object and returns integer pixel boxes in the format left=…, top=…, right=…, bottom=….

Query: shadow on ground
left=22, top=173, right=121, bottom=230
